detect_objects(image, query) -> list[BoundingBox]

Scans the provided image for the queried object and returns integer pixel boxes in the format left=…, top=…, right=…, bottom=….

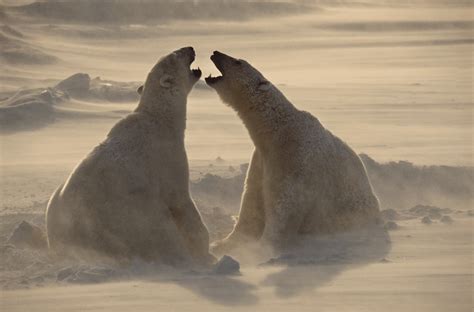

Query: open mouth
left=205, top=51, right=225, bottom=85
left=190, top=58, right=202, bottom=79
left=205, top=75, right=222, bottom=84
left=187, top=50, right=202, bottom=79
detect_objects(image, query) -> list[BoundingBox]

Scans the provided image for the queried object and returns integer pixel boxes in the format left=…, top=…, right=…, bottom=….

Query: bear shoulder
left=107, top=112, right=150, bottom=139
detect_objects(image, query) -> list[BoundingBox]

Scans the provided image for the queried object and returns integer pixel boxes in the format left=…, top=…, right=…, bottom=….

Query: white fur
left=46, top=48, right=213, bottom=265
left=207, top=52, right=380, bottom=255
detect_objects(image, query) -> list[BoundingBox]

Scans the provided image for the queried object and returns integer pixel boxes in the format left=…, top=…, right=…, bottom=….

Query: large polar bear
left=206, top=51, right=380, bottom=255
left=46, top=47, right=214, bottom=266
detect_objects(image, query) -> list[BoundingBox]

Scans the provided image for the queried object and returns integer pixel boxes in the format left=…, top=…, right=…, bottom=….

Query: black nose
left=177, top=46, right=195, bottom=56
left=211, top=51, right=225, bottom=62
left=212, top=51, right=236, bottom=62
left=213, top=51, right=225, bottom=57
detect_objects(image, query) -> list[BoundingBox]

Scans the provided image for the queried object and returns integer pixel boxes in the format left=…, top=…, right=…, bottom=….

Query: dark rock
left=7, top=221, right=47, bottom=249
left=213, top=255, right=240, bottom=275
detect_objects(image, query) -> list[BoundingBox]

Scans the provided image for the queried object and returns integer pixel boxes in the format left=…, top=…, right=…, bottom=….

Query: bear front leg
left=145, top=208, right=196, bottom=266
left=260, top=184, right=305, bottom=253
left=211, top=149, right=265, bottom=255
left=170, top=198, right=215, bottom=265
left=101, top=200, right=194, bottom=266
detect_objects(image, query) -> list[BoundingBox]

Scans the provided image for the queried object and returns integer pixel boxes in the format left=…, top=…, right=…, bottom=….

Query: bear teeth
left=205, top=75, right=222, bottom=84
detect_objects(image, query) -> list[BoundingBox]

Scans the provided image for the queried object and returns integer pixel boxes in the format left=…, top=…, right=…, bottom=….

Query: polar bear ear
left=258, top=80, right=271, bottom=91
left=159, top=74, right=174, bottom=88
left=137, top=85, right=144, bottom=95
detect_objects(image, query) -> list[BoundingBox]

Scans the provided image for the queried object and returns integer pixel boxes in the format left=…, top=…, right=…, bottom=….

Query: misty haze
left=0, top=1, right=472, bottom=311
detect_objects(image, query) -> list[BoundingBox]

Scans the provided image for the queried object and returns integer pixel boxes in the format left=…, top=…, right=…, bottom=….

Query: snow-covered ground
left=1, top=215, right=472, bottom=312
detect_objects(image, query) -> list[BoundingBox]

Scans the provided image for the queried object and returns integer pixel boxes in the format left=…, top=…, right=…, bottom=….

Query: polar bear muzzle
left=175, top=46, right=202, bottom=81
left=205, top=50, right=235, bottom=85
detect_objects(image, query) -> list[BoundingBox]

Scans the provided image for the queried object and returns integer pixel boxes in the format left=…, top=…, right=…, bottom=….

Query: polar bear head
left=137, top=47, right=201, bottom=114
left=205, top=51, right=272, bottom=110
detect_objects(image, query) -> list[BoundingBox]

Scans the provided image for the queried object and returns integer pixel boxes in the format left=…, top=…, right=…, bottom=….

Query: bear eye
left=258, top=80, right=271, bottom=91
left=234, top=60, right=242, bottom=65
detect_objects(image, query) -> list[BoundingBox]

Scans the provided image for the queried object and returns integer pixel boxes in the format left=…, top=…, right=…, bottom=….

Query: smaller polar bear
left=46, top=47, right=214, bottom=266
left=206, top=51, right=380, bottom=255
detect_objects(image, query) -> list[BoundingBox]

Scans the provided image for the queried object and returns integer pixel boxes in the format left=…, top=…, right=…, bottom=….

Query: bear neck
left=135, top=92, right=187, bottom=135
left=235, top=88, right=298, bottom=150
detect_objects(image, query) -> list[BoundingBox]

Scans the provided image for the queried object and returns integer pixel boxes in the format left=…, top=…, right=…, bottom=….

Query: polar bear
left=46, top=47, right=214, bottom=266
left=206, top=51, right=380, bottom=255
